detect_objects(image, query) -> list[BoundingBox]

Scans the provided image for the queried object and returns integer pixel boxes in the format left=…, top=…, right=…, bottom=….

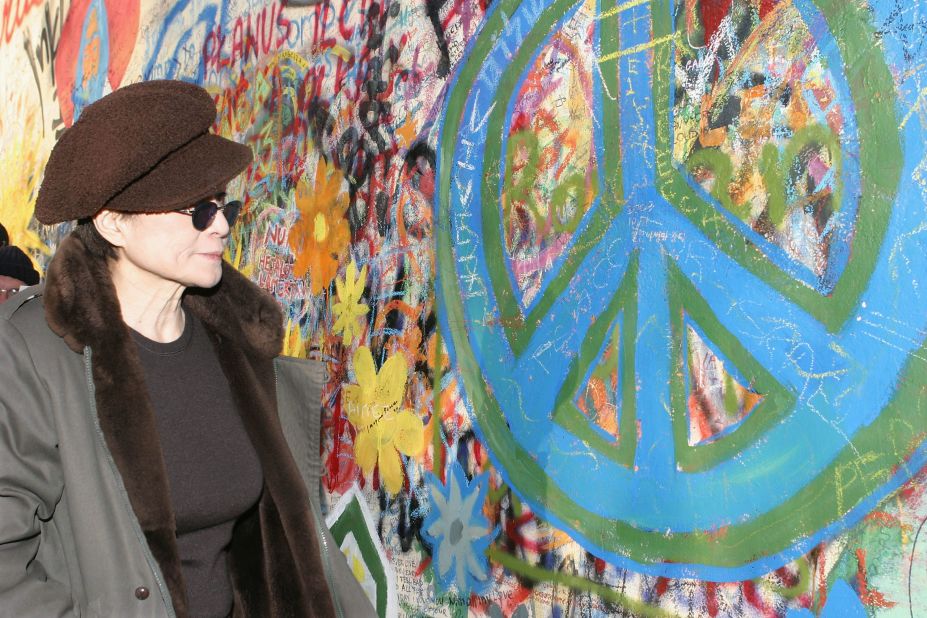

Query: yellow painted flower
left=332, top=260, right=369, bottom=345
left=288, top=157, right=351, bottom=294
left=343, top=346, right=424, bottom=494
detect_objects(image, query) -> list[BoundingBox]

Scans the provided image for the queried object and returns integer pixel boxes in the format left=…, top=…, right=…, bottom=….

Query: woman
left=0, top=80, right=373, bottom=617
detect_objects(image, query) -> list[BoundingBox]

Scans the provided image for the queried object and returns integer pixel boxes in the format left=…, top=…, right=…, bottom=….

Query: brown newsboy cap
left=35, top=80, right=252, bottom=224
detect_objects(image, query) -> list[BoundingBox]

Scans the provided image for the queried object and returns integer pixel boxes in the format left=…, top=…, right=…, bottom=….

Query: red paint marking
left=507, top=585, right=533, bottom=610
left=201, top=2, right=290, bottom=74
left=655, top=576, right=670, bottom=598
left=774, top=565, right=799, bottom=589
left=759, top=0, right=776, bottom=20
left=415, top=556, right=431, bottom=577
left=256, top=2, right=278, bottom=54
left=856, top=548, right=897, bottom=608
left=338, top=0, right=355, bottom=41
left=1, top=0, right=43, bottom=45
left=741, top=580, right=776, bottom=617
left=706, top=581, right=719, bottom=617
left=473, top=440, right=484, bottom=467
left=504, top=512, right=545, bottom=553
left=864, top=511, right=901, bottom=528
left=323, top=393, right=360, bottom=494
left=817, top=543, right=828, bottom=610
left=700, top=0, right=733, bottom=48
left=510, top=112, right=531, bottom=133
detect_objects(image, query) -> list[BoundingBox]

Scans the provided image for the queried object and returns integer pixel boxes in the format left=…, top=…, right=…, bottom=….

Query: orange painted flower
left=288, top=157, right=351, bottom=294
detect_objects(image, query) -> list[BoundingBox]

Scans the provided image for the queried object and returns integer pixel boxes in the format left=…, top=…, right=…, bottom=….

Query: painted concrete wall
left=2, top=0, right=927, bottom=615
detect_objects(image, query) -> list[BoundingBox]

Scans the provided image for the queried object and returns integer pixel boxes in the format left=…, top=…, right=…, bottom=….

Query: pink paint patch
left=510, top=232, right=572, bottom=304
left=807, top=154, right=830, bottom=186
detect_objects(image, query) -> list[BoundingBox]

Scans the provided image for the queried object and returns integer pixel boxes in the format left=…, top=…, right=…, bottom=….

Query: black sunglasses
left=177, top=199, right=242, bottom=231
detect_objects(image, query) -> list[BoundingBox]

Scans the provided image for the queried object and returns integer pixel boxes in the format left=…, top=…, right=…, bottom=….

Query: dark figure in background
left=0, top=222, right=9, bottom=247
left=0, top=245, right=40, bottom=303
left=0, top=80, right=374, bottom=617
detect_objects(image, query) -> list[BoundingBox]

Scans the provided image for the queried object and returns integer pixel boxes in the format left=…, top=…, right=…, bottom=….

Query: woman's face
left=113, top=197, right=231, bottom=290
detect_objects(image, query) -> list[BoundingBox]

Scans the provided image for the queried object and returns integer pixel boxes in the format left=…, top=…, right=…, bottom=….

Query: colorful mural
left=3, top=0, right=927, bottom=615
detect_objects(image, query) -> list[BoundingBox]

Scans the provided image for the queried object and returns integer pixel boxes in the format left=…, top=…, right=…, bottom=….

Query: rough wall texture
left=3, top=0, right=927, bottom=615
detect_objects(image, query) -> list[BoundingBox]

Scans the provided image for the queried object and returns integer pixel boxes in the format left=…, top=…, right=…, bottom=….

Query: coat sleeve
left=0, top=319, right=76, bottom=617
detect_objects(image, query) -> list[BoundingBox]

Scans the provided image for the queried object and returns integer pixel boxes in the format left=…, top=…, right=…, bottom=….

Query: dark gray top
left=131, top=312, right=263, bottom=618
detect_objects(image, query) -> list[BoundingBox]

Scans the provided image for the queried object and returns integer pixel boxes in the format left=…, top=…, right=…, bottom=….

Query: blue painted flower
left=422, top=462, right=494, bottom=596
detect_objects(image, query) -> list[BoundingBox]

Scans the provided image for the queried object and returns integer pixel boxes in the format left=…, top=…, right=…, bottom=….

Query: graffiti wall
left=3, top=0, right=927, bottom=615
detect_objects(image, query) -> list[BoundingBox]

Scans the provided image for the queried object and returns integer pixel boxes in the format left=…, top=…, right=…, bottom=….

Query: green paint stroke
left=759, top=142, right=786, bottom=225
left=328, top=497, right=389, bottom=616
left=552, top=252, right=638, bottom=467
left=488, top=546, right=677, bottom=617
left=685, top=147, right=743, bottom=219
left=667, top=259, right=795, bottom=472
left=759, top=123, right=842, bottom=228
left=722, top=373, right=741, bottom=418
left=433, top=330, right=445, bottom=479
left=653, top=0, right=901, bottom=332
left=759, top=555, right=812, bottom=601
left=503, top=129, right=596, bottom=233
left=504, top=128, right=542, bottom=224
left=551, top=169, right=599, bottom=233
left=481, top=0, right=624, bottom=357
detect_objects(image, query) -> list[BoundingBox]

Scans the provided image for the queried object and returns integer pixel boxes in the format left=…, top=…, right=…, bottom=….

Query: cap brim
left=105, top=133, right=253, bottom=213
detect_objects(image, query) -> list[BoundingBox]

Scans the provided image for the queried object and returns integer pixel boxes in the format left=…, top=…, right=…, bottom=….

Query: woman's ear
left=92, top=209, right=129, bottom=248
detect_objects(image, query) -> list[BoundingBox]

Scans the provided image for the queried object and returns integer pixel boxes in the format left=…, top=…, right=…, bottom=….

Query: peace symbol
left=436, top=0, right=927, bottom=579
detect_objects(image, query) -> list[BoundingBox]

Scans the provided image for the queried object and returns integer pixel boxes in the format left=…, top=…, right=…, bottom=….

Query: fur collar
left=44, top=232, right=283, bottom=359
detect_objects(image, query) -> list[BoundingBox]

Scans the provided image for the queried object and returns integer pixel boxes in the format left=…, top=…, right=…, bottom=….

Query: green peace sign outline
left=478, top=0, right=899, bottom=362
left=435, top=0, right=914, bottom=573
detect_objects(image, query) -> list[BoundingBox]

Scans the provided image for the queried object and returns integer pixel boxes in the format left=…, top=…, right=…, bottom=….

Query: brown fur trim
left=185, top=263, right=283, bottom=359
left=213, top=336, right=336, bottom=617
left=44, top=234, right=189, bottom=615
left=44, top=233, right=121, bottom=354
left=144, top=529, right=189, bottom=617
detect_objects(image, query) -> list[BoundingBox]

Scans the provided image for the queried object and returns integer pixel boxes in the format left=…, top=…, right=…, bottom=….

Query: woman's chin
left=184, top=267, right=223, bottom=290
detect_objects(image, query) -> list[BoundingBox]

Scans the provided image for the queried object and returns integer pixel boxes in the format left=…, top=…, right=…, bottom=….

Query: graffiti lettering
left=2, top=0, right=43, bottom=45
left=202, top=2, right=289, bottom=74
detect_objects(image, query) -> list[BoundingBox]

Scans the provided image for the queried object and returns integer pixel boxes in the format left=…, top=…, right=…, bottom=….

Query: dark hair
left=72, top=219, right=118, bottom=260
left=0, top=222, right=8, bottom=247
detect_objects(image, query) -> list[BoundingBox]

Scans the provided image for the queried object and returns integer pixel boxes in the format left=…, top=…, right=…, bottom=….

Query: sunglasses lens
left=191, top=201, right=219, bottom=231
left=223, top=200, right=242, bottom=227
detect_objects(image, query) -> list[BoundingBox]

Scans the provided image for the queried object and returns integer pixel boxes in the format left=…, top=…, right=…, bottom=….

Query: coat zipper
left=274, top=360, right=344, bottom=618
left=84, top=347, right=176, bottom=618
